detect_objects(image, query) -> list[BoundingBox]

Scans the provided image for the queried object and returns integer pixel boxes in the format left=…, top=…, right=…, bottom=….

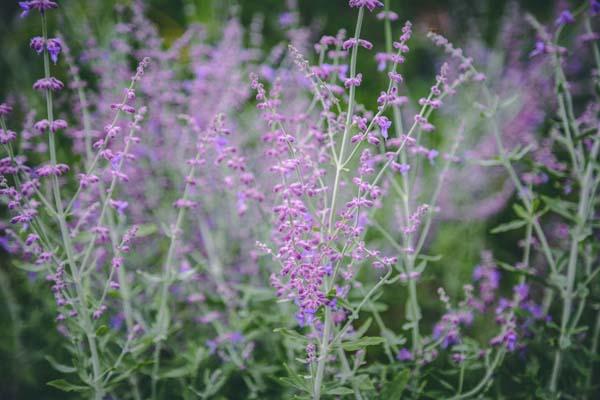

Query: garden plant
left=0, top=0, right=599, bottom=399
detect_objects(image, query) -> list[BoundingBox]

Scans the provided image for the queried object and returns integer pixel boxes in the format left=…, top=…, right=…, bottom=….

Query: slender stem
left=549, top=139, right=600, bottom=393
left=449, top=350, right=505, bottom=400
left=586, top=309, right=600, bottom=398
left=151, top=150, right=202, bottom=399
left=41, top=13, right=103, bottom=399
left=314, top=9, right=364, bottom=400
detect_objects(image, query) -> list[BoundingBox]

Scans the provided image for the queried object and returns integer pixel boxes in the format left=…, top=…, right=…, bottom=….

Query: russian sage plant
left=0, top=0, right=599, bottom=399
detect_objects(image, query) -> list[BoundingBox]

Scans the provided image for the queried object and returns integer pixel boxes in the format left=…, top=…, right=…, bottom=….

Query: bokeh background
left=0, top=0, right=571, bottom=398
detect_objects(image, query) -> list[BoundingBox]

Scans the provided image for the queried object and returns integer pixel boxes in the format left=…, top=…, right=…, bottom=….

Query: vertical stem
left=314, top=8, right=364, bottom=400
left=41, top=13, right=103, bottom=399
left=327, top=7, right=364, bottom=233
left=586, top=309, right=600, bottom=398
left=313, top=307, right=332, bottom=400
left=549, top=139, right=600, bottom=393
left=151, top=151, right=202, bottom=399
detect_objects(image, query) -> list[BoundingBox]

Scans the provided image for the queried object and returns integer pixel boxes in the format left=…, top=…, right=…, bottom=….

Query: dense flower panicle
left=376, top=11, right=398, bottom=21
left=33, top=77, right=64, bottom=92
left=18, top=0, right=58, bottom=17
left=348, top=0, right=384, bottom=12
left=344, top=73, right=363, bottom=88
left=0, top=129, right=17, bottom=144
left=342, top=38, right=373, bottom=50
left=555, top=10, right=575, bottom=26
left=36, top=163, right=69, bottom=177
left=0, top=103, right=12, bottom=116
left=30, top=37, right=62, bottom=63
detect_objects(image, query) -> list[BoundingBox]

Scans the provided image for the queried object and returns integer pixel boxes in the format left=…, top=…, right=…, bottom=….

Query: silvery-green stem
left=314, top=8, right=364, bottom=400
left=151, top=151, right=202, bottom=399
left=41, top=13, right=104, bottom=399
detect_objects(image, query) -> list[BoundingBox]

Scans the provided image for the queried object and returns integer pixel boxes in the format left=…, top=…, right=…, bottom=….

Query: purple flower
left=391, top=161, right=410, bottom=174
left=92, top=305, right=107, bottom=320
left=109, top=199, right=129, bottom=215
left=30, top=36, right=45, bottom=53
left=555, top=10, right=575, bottom=26
left=348, top=0, right=384, bottom=12
left=504, top=330, right=518, bottom=351
left=376, top=11, right=398, bottom=21
left=344, top=73, right=363, bottom=88
left=278, top=12, right=297, bottom=28
left=33, top=77, right=64, bottom=92
left=51, top=119, right=68, bottom=133
left=388, top=71, right=403, bottom=83
left=46, top=38, right=62, bottom=64
left=592, top=0, right=600, bottom=15
left=0, top=129, right=17, bottom=144
left=514, top=283, right=529, bottom=302
left=529, top=40, right=546, bottom=58
left=0, top=103, right=12, bottom=116
left=427, top=149, right=439, bottom=162
left=18, top=0, right=58, bottom=17
left=396, top=348, right=413, bottom=361
left=374, top=116, right=391, bottom=139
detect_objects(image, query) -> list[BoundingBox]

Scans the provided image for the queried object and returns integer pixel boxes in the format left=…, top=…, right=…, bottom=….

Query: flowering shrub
left=0, top=0, right=599, bottom=399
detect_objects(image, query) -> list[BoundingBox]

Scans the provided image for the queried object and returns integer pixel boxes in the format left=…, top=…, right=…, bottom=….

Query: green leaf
left=136, top=223, right=158, bottom=237
left=490, top=219, right=527, bottom=234
left=325, top=387, right=355, bottom=395
left=160, top=366, right=192, bottom=379
left=45, top=356, right=77, bottom=374
left=352, top=301, right=387, bottom=312
left=95, top=325, right=109, bottom=337
left=353, top=318, right=372, bottom=339
left=14, top=262, right=47, bottom=272
left=47, top=379, right=89, bottom=393
left=512, top=204, right=530, bottom=220
left=342, top=336, right=385, bottom=351
left=280, top=363, right=310, bottom=393
left=381, top=369, right=409, bottom=398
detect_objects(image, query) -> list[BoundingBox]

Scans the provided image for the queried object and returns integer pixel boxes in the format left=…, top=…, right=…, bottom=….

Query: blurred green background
left=0, top=0, right=557, bottom=99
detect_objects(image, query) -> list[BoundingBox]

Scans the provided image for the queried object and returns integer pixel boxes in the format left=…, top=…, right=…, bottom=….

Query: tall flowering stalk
left=253, top=1, right=486, bottom=398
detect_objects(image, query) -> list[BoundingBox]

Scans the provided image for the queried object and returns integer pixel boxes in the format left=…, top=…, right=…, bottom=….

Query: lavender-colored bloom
left=374, top=116, right=391, bottom=139
left=109, top=199, right=129, bottom=214
left=396, top=348, right=413, bottom=361
left=278, top=12, right=297, bottom=28
left=46, top=38, right=62, bottom=63
left=18, top=0, right=58, bottom=17
left=348, top=0, right=384, bottom=12
left=376, top=11, right=398, bottom=21
left=50, top=119, right=68, bottom=133
left=30, top=36, right=45, bottom=53
left=592, top=0, right=600, bottom=15
left=452, top=353, right=466, bottom=363
left=529, top=40, right=546, bottom=58
left=344, top=73, right=362, bottom=88
left=33, top=77, right=64, bottom=91
left=514, top=283, right=529, bottom=302
left=0, top=129, right=17, bottom=144
left=306, top=343, right=316, bottom=363
left=391, top=161, right=410, bottom=174
left=0, top=103, right=12, bottom=116
left=555, top=10, right=575, bottom=26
